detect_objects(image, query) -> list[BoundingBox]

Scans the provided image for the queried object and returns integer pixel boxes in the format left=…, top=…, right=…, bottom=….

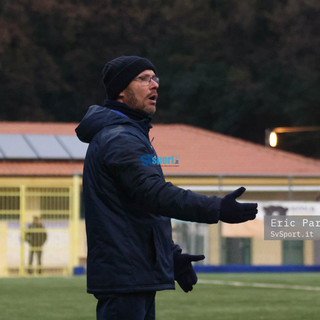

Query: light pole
left=265, top=126, right=320, bottom=148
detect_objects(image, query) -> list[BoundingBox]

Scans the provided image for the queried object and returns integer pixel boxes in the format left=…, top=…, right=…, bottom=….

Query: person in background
left=76, top=55, right=257, bottom=320
left=25, top=216, right=47, bottom=274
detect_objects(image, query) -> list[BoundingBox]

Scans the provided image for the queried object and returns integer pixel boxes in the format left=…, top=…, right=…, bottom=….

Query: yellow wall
left=167, top=175, right=320, bottom=188
left=78, top=220, right=87, bottom=265
left=0, top=178, right=81, bottom=277
left=251, top=238, right=282, bottom=265
left=0, top=222, right=8, bottom=276
left=304, top=241, right=314, bottom=265
left=208, top=224, right=221, bottom=265
left=0, top=174, right=319, bottom=278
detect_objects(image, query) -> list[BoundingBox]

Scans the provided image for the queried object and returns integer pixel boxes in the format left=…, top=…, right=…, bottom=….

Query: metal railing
left=0, top=176, right=80, bottom=277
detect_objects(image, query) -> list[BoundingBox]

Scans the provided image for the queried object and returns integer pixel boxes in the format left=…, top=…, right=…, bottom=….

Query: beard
left=122, top=87, right=156, bottom=115
left=124, top=87, right=139, bottom=110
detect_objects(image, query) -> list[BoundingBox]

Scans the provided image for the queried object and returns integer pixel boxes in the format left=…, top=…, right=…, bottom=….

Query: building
left=0, top=121, right=320, bottom=276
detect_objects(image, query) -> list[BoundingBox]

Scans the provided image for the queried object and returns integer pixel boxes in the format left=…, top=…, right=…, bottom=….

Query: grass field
left=1, top=273, right=320, bottom=319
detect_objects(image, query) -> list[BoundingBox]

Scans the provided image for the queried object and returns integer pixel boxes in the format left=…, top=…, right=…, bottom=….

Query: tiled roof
left=150, top=124, right=320, bottom=176
left=0, top=122, right=82, bottom=176
left=0, top=121, right=319, bottom=176
left=0, top=161, right=84, bottom=176
left=0, top=121, right=77, bottom=135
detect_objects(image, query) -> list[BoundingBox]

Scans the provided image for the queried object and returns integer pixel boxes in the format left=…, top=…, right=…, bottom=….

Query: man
left=76, top=56, right=257, bottom=320
left=25, top=216, right=47, bottom=274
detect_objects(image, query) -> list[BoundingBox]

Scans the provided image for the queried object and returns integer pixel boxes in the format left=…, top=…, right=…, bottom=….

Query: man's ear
left=117, top=90, right=125, bottom=102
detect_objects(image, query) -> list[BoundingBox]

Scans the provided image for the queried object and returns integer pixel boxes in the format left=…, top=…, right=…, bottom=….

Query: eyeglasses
left=134, top=75, right=160, bottom=86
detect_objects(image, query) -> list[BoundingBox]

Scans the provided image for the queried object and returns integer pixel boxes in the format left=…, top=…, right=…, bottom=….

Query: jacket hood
left=75, top=104, right=151, bottom=143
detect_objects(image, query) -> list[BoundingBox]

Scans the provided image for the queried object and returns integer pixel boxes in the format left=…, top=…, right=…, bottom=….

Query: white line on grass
left=198, top=279, right=320, bottom=291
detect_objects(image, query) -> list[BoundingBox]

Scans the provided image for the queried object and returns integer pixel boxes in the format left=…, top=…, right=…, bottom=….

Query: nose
left=150, top=79, right=159, bottom=88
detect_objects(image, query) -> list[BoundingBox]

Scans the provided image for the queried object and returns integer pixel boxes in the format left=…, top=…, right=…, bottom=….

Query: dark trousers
left=95, top=291, right=156, bottom=320
left=28, top=250, right=42, bottom=273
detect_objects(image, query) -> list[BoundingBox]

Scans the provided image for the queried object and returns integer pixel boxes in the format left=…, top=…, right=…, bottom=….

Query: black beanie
left=102, top=56, right=157, bottom=100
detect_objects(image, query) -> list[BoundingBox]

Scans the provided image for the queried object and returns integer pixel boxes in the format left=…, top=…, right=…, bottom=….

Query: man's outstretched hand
left=220, top=187, right=257, bottom=223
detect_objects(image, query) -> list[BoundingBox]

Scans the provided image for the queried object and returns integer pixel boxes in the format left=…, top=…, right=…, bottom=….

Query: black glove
left=220, top=187, right=257, bottom=224
left=173, top=252, right=205, bottom=292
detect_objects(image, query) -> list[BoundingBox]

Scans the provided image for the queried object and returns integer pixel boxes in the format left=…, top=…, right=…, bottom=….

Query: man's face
left=118, top=70, right=159, bottom=115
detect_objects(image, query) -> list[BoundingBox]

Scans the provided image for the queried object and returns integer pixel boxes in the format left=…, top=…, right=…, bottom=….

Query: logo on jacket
left=141, top=154, right=180, bottom=167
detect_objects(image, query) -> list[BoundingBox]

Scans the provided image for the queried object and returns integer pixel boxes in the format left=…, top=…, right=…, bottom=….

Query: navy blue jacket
left=76, top=102, right=222, bottom=294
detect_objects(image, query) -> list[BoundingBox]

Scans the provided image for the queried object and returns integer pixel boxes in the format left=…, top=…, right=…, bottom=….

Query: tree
left=0, top=0, right=319, bottom=157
